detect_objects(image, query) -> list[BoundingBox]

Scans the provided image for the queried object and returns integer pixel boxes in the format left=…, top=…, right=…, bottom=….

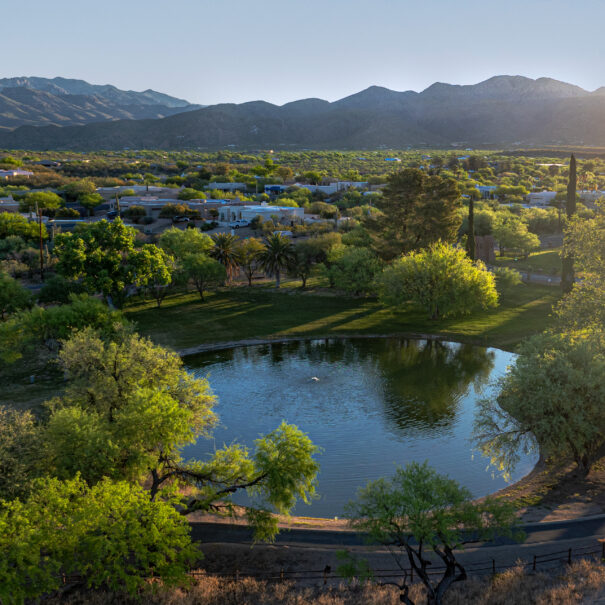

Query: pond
left=184, top=337, right=535, bottom=517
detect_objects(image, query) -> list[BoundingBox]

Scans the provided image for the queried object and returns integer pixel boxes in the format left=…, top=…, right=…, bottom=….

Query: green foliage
left=366, top=168, right=462, bottom=260
left=177, top=187, right=205, bottom=200
left=0, top=294, right=126, bottom=363
left=0, top=272, right=32, bottom=320
left=236, top=237, right=266, bottom=286
left=492, top=266, right=523, bottom=290
left=493, top=214, right=540, bottom=257
left=37, top=275, right=86, bottom=305
left=55, top=206, right=80, bottom=218
left=0, top=213, right=46, bottom=242
left=328, top=246, right=382, bottom=295
left=259, top=232, right=294, bottom=287
left=474, top=331, right=605, bottom=476
left=19, top=191, right=63, bottom=214
left=556, top=203, right=605, bottom=330
left=159, top=226, right=213, bottom=261
left=0, top=475, right=198, bottom=603
left=345, top=462, right=520, bottom=605
left=0, top=407, right=39, bottom=501
left=182, top=253, right=226, bottom=300
left=62, top=179, right=96, bottom=203
left=79, top=193, right=104, bottom=216
left=54, top=219, right=163, bottom=307
left=210, top=232, right=240, bottom=281
left=378, top=242, right=498, bottom=319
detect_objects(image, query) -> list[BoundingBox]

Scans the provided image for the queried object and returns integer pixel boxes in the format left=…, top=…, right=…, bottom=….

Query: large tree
left=42, top=329, right=319, bottom=539
left=182, top=253, right=226, bottom=300
left=54, top=218, right=168, bottom=308
left=474, top=331, right=605, bottom=477
left=343, top=462, right=519, bottom=605
left=236, top=237, right=265, bottom=286
left=366, top=168, right=462, bottom=260
left=561, top=154, right=577, bottom=293
left=378, top=242, right=498, bottom=320
left=556, top=201, right=605, bottom=330
left=0, top=272, right=32, bottom=320
left=210, top=232, right=240, bottom=282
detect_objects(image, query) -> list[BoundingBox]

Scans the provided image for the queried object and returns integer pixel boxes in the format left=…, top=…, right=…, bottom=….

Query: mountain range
left=2, top=75, right=605, bottom=150
left=0, top=77, right=200, bottom=130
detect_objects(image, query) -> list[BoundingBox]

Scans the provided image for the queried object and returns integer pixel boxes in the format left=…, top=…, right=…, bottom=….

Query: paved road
left=191, top=515, right=605, bottom=548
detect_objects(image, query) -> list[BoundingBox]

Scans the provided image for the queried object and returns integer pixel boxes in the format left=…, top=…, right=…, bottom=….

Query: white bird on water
left=311, top=377, right=320, bottom=382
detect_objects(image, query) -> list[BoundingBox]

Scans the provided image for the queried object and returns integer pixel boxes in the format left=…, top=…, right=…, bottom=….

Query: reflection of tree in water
left=188, top=338, right=495, bottom=436
left=371, top=339, right=495, bottom=434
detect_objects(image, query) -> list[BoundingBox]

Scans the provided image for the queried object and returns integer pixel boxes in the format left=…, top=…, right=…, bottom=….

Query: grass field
left=126, top=282, right=560, bottom=354
left=495, top=248, right=562, bottom=275
left=1, top=282, right=560, bottom=412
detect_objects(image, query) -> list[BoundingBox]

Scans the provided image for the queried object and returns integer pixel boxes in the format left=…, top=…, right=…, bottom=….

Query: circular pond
left=184, top=337, right=535, bottom=517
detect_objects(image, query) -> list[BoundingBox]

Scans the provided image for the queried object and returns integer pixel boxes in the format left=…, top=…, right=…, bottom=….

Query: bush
left=493, top=266, right=522, bottom=290
left=38, top=276, right=86, bottom=305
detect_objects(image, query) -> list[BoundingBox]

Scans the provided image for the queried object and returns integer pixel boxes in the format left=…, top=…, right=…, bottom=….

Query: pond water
left=184, top=337, right=535, bottom=517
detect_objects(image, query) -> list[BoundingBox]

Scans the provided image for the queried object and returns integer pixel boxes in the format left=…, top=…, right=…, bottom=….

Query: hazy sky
left=5, top=0, right=605, bottom=106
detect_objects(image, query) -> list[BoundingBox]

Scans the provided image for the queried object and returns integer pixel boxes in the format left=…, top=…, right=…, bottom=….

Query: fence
left=189, top=540, right=605, bottom=585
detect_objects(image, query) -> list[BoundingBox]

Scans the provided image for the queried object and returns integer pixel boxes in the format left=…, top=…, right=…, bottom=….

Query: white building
left=0, top=169, right=34, bottom=179
left=293, top=181, right=369, bottom=196
left=218, top=203, right=304, bottom=224
left=207, top=182, right=248, bottom=192
left=526, top=191, right=557, bottom=206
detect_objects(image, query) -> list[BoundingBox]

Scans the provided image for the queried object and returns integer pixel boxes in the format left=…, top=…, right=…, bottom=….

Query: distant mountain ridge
left=3, top=75, right=605, bottom=149
left=0, top=77, right=201, bottom=130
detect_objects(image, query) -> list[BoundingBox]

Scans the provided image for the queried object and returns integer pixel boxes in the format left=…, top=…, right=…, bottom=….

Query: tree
left=561, top=154, right=577, bottom=293
left=556, top=203, right=605, bottom=330
left=122, top=204, right=146, bottom=222
left=378, top=243, right=498, bottom=320
left=288, top=239, right=321, bottom=289
left=182, top=253, right=226, bottom=300
left=0, top=272, right=32, bottom=320
left=54, top=219, right=161, bottom=308
left=159, top=226, right=213, bottom=261
left=259, top=232, right=294, bottom=287
left=42, top=330, right=319, bottom=540
left=0, top=407, right=39, bottom=501
left=474, top=331, right=605, bottom=477
left=0, top=213, right=45, bottom=242
left=236, top=237, right=265, bottom=286
left=18, top=192, right=63, bottom=214
left=343, top=462, right=519, bottom=605
left=366, top=168, right=462, bottom=260
left=177, top=187, right=204, bottom=201
left=492, top=214, right=540, bottom=258
left=79, top=193, right=104, bottom=217
left=62, top=179, right=96, bottom=203
left=37, top=275, right=85, bottom=305
left=331, top=246, right=382, bottom=296
left=210, top=232, right=240, bottom=282
left=140, top=245, right=173, bottom=307
left=0, top=475, right=198, bottom=602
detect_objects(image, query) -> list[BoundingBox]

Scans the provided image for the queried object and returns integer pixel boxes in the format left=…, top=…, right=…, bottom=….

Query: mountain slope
left=2, top=75, right=604, bottom=149
left=0, top=77, right=201, bottom=129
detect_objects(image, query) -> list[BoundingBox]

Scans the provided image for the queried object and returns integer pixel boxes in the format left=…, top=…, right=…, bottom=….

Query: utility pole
left=561, top=154, right=577, bottom=293
left=35, top=202, right=45, bottom=281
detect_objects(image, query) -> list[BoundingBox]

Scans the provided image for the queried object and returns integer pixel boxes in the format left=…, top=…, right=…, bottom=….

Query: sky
left=4, top=0, right=605, bottom=106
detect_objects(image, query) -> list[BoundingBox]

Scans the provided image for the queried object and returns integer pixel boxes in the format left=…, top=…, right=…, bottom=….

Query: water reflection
left=185, top=337, right=533, bottom=516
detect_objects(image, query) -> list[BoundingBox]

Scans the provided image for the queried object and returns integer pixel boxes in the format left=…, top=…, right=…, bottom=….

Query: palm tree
left=210, top=232, right=240, bottom=282
left=259, top=233, right=293, bottom=288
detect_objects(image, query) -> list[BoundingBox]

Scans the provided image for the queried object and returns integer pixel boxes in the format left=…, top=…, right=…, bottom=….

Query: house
left=0, top=169, right=34, bottom=179
left=0, top=196, right=19, bottom=213
left=293, top=181, right=368, bottom=195
left=384, top=157, right=401, bottom=162
left=526, top=191, right=557, bottom=206
left=218, top=203, right=304, bottom=224
left=476, top=185, right=497, bottom=199
left=206, top=182, right=248, bottom=192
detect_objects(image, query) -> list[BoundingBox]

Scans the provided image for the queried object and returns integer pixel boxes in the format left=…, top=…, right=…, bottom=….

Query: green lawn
left=126, top=283, right=560, bottom=354
left=495, top=249, right=562, bottom=275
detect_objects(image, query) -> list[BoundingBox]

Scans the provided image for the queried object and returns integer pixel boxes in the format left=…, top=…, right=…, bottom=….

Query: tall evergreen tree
left=561, top=154, right=577, bottom=293
left=467, top=196, right=476, bottom=261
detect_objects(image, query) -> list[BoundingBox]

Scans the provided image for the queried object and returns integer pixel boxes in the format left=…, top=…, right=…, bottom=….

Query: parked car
left=106, top=210, right=118, bottom=219
left=229, top=219, right=250, bottom=229
left=173, top=216, right=190, bottom=223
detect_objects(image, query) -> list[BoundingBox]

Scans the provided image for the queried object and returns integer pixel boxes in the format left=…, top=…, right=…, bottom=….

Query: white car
left=229, top=219, right=250, bottom=229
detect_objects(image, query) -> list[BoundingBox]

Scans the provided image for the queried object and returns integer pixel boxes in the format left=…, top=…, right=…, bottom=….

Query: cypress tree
left=561, top=154, right=577, bottom=293
left=467, top=196, right=476, bottom=261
